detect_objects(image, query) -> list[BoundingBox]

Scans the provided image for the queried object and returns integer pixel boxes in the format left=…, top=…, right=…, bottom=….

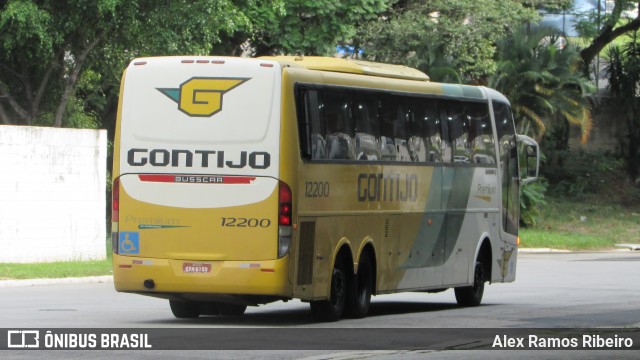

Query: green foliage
left=359, top=0, right=539, bottom=81
left=0, top=258, right=112, bottom=280
left=0, top=0, right=254, bottom=127
left=0, top=0, right=55, bottom=60
left=574, top=1, right=640, bottom=43
left=490, top=27, right=594, bottom=141
left=244, top=0, right=389, bottom=56
left=520, top=194, right=640, bottom=250
left=543, top=149, right=638, bottom=204
left=132, top=0, right=252, bottom=56
left=520, top=180, right=548, bottom=227
left=520, top=228, right=620, bottom=250
left=521, top=0, right=574, bottom=11
left=524, top=145, right=639, bottom=251
left=604, top=31, right=640, bottom=181
left=578, top=0, right=640, bottom=75
left=0, top=0, right=389, bottom=128
left=574, top=9, right=606, bottom=40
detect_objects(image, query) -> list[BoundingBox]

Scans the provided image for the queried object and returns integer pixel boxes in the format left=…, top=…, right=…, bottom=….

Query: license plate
left=183, top=263, right=211, bottom=273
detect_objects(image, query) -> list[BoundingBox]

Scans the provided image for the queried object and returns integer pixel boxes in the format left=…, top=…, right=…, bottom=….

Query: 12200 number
left=305, top=181, right=329, bottom=198
left=220, top=217, right=271, bottom=227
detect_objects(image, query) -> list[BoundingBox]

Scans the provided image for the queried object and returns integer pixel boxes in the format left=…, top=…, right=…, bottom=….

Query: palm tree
left=489, top=27, right=594, bottom=143
left=605, top=32, right=640, bottom=181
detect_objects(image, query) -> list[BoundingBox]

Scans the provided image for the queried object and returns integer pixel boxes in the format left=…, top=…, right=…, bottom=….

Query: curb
left=615, top=243, right=640, bottom=251
left=519, top=247, right=639, bottom=253
left=0, top=275, right=113, bottom=288
left=518, top=248, right=571, bottom=253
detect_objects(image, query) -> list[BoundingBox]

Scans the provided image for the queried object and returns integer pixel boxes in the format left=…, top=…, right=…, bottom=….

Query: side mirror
left=516, top=135, right=539, bottom=185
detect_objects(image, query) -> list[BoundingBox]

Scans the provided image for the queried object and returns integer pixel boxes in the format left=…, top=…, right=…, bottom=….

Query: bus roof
left=261, top=56, right=430, bottom=82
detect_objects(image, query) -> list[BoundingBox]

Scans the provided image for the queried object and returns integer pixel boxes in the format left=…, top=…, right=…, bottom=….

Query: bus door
left=493, top=100, right=519, bottom=281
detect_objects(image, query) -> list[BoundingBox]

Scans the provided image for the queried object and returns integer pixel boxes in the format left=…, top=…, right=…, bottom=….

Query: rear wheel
left=345, top=253, right=373, bottom=318
left=217, top=303, right=247, bottom=316
left=169, top=300, right=200, bottom=319
left=454, top=261, right=485, bottom=307
left=199, top=302, right=220, bottom=316
left=310, top=259, right=347, bottom=322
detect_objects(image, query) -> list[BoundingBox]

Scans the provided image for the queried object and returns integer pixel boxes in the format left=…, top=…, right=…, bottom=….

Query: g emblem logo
left=158, top=77, right=249, bottom=117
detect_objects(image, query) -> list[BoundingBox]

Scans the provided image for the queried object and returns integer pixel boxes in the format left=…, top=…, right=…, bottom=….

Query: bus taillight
left=279, top=181, right=292, bottom=226
left=112, top=178, right=120, bottom=254
left=278, top=181, right=292, bottom=258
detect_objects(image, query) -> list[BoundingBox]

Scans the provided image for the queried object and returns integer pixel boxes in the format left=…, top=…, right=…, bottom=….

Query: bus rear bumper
left=113, top=254, right=291, bottom=299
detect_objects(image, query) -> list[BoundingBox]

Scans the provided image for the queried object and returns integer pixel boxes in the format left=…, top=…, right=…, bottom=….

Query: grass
left=520, top=195, right=640, bottom=250
left=0, top=247, right=112, bottom=280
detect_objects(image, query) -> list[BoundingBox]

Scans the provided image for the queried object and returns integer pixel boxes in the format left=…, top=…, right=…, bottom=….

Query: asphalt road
left=2, top=251, right=639, bottom=359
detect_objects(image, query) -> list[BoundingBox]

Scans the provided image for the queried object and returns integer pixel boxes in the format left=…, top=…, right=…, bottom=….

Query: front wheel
left=310, top=260, right=347, bottom=322
left=454, top=261, right=485, bottom=307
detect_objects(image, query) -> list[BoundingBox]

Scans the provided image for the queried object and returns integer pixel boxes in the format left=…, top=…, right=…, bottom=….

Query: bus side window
left=306, top=89, right=326, bottom=160
left=378, top=94, right=397, bottom=161
left=427, top=100, right=443, bottom=163
left=353, top=91, right=381, bottom=161
left=407, top=98, right=441, bottom=163
left=440, top=101, right=456, bottom=163
left=406, top=100, right=426, bottom=162
left=395, top=99, right=411, bottom=162
left=467, top=102, right=496, bottom=165
left=322, top=89, right=355, bottom=160
left=378, top=94, right=411, bottom=162
left=442, top=101, right=470, bottom=164
left=296, top=87, right=311, bottom=159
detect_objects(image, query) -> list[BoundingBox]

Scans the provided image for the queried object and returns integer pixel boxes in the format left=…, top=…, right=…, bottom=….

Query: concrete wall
left=0, top=125, right=107, bottom=263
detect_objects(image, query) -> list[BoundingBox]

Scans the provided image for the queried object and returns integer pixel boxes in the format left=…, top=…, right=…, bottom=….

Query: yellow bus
left=112, top=56, right=539, bottom=321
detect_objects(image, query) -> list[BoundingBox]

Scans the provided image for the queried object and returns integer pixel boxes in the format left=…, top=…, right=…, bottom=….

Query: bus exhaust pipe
left=143, top=279, right=155, bottom=289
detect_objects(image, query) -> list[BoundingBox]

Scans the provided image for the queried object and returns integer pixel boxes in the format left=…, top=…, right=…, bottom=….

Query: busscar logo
left=157, top=77, right=249, bottom=117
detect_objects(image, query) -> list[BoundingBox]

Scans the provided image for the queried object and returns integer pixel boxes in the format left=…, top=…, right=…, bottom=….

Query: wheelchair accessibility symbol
left=119, top=232, right=140, bottom=255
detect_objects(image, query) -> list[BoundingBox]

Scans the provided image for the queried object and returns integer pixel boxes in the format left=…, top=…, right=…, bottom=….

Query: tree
left=605, top=31, right=640, bottom=181
left=242, top=0, right=389, bottom=56
left=0, top=0, right=389, bottom=128
left=489, top=27, right=594, bottom=142
left=579, top=0, right=640, bottom=76
left=358, top=0, right=540, bottom=82
left=0, top=0, right=251, bottom=127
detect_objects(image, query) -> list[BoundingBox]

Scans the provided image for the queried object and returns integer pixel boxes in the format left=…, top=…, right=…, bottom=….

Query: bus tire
left=345, top=254, right=373, bottom=318
left=454, top=261, right=485, bottom=307
left=310, top=260, right=347, bottom=322
left=169, top=300, right=200, bottom=318
left=217, top=303, right=247, bottom=316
